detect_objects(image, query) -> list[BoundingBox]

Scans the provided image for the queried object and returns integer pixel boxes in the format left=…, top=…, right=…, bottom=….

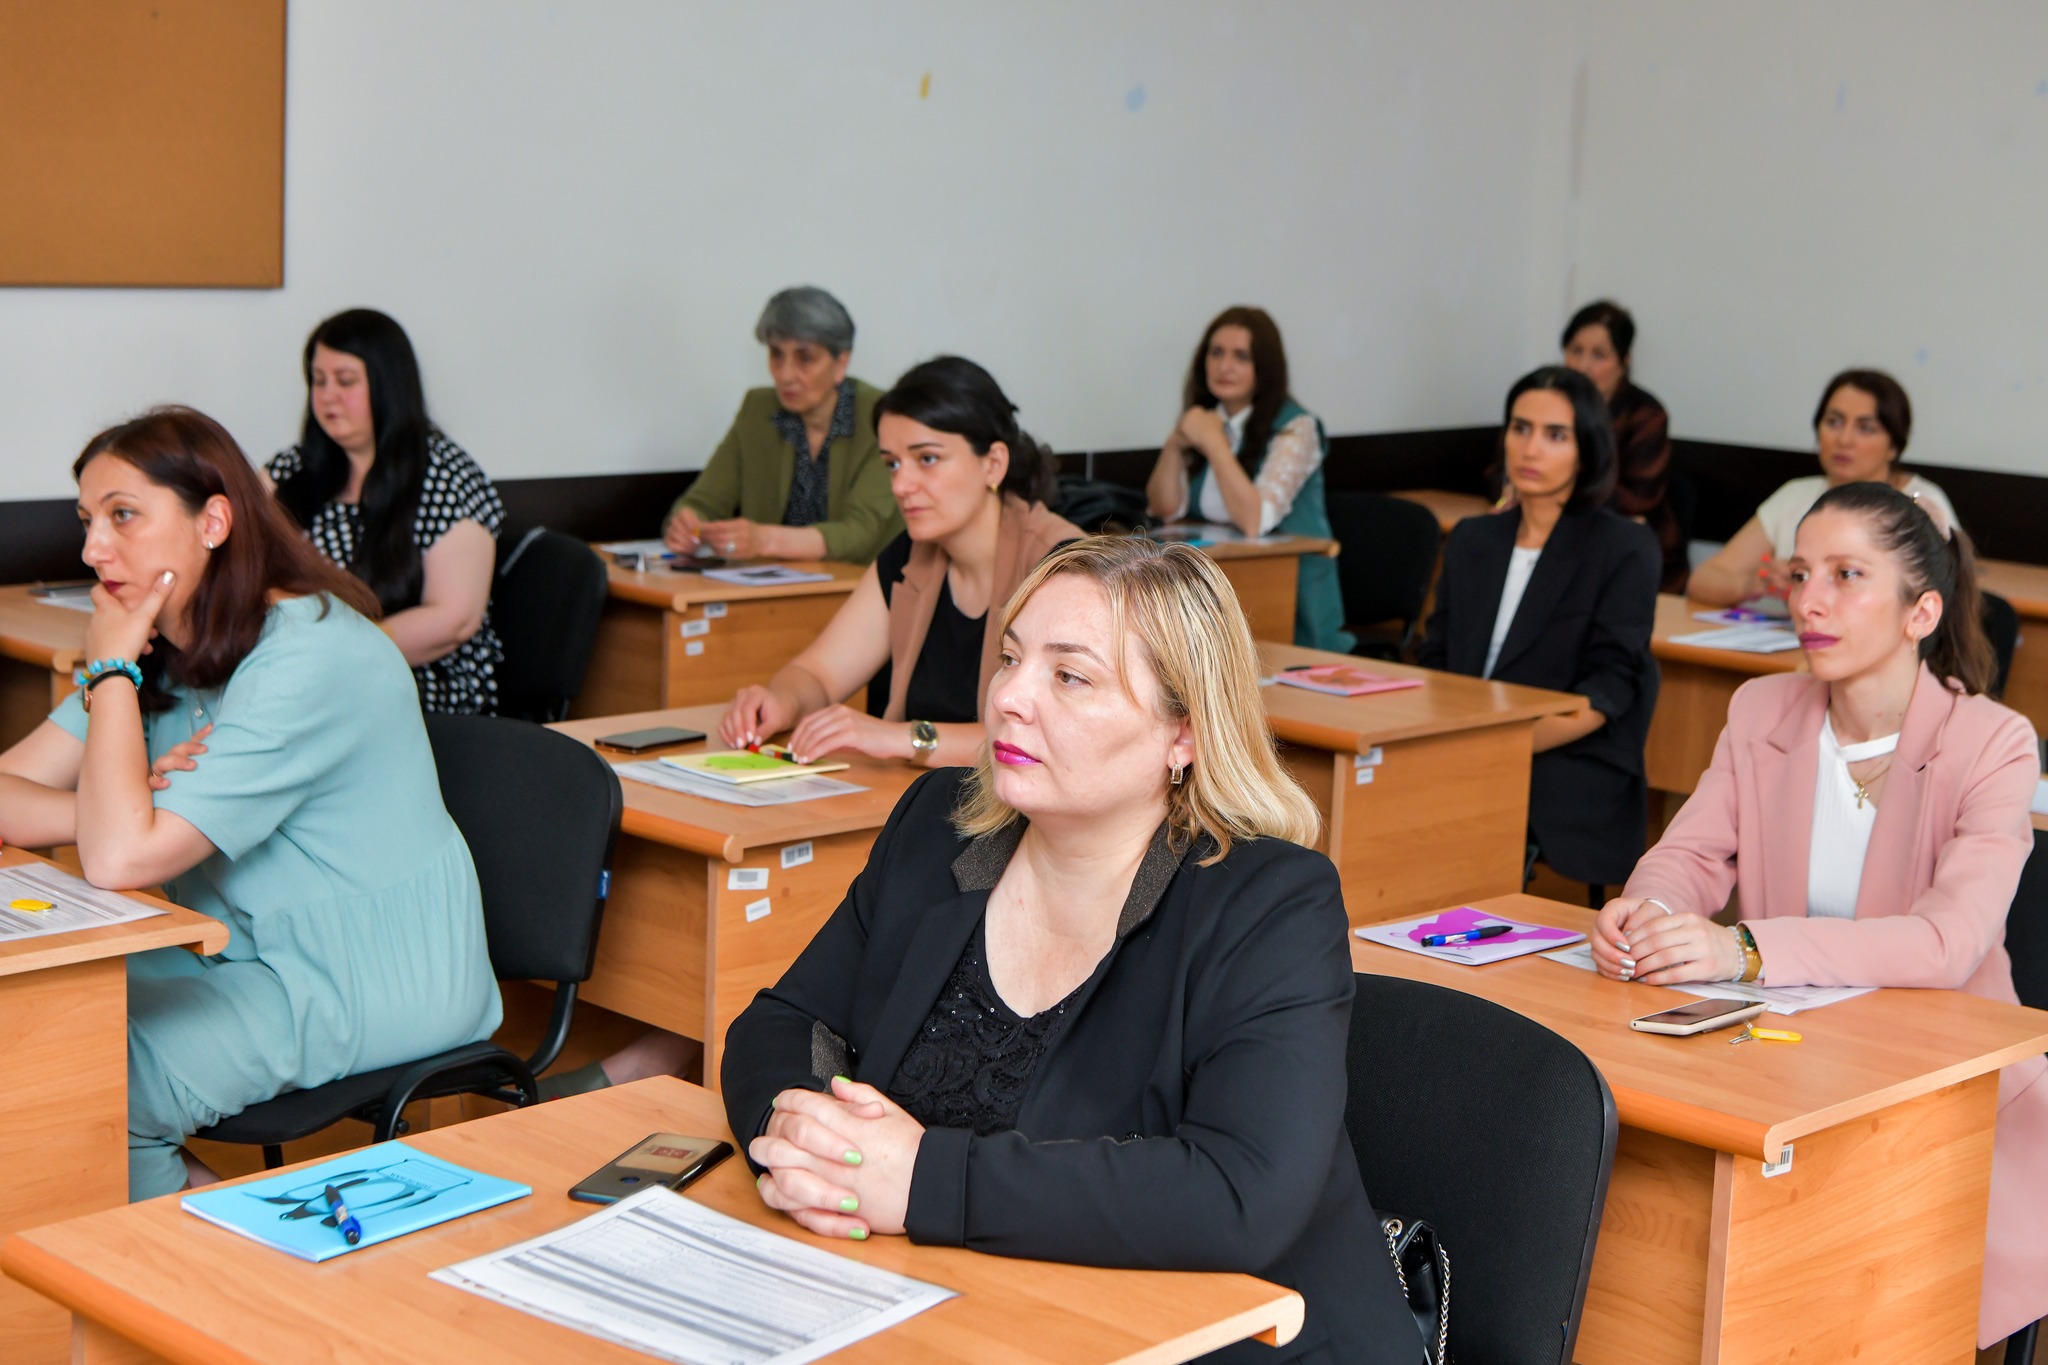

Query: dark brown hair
left=1812, top=369, right=1912, bottom=457
left=1502, top=365, right=1618, bottom=512
left=74, top=406, right=382, bottom=712
left=1560, top=299, right=1636, bottom=363
left=1802, top=481, right=1993, bottom=694
left=1182, top=306, right=1290, bottom=476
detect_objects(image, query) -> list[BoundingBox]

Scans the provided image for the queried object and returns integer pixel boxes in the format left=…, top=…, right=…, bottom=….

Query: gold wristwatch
left=908, top=720, right=939, bottom=763
left=1733, top=923, right=1763, bottom=983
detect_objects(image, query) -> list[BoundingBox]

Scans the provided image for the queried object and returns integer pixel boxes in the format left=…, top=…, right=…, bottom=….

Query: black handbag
left=1378, top=1212, right=1451, bottom=1365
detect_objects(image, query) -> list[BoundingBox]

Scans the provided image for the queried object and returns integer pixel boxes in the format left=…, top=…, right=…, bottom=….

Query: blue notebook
left=180, top=1140, right=530, bottom=1262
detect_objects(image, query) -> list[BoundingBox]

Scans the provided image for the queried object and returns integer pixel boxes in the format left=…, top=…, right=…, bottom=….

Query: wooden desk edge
left=1266, top=695, right=1583, bottom=753
left=604, top=562, right=863, bottom=612
left=2, top=1235, right=258, bottom=1365
left=0, top=857, right=227, bottom=976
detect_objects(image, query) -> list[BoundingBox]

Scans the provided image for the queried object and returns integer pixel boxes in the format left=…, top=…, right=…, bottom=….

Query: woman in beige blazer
left=1591, top=481, right=2044, bottom=1351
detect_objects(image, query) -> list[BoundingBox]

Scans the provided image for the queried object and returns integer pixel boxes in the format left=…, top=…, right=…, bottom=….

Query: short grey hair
left=754, top=286, right=855, bottom=355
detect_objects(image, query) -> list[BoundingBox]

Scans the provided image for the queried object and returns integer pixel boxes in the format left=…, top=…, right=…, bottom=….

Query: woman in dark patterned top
left=267, top=309, right=505, bottom=714
left=1562, top=300, right=1688, bottom=592
left=723, top=536, right=1418, bottom=1365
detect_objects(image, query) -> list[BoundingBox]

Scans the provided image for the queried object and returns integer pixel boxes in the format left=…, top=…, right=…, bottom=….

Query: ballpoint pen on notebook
left=743, top=743, right=801, bottom=764
left=325, top=1184, right=363, bottom=1245
left=1420, top=924, right=1514, bottom=948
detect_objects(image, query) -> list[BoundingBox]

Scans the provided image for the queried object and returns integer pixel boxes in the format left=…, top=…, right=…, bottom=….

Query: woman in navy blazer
left=1419, top=366, right=1661, bottom=889
left=723, top=537, right=1417, bottom=1364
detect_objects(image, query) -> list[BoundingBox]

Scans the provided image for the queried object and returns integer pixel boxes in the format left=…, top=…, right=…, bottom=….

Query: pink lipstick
left=991, top=741, right=1039, bottom=766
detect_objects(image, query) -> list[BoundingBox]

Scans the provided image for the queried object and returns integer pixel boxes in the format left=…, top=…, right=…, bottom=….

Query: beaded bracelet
left=76, top=658, right=143, bottom=713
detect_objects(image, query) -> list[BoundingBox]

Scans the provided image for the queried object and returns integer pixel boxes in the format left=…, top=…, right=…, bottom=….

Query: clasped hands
left=1591, top=896, right=1744, bottom=986
left=750, top=1076, right=924, bottom=1240
left=1168, top=407, right=1230, bottom=464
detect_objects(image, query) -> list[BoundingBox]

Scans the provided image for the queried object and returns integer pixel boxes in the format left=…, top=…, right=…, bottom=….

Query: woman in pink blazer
left=1590, top=481, right=2044, bottom=1351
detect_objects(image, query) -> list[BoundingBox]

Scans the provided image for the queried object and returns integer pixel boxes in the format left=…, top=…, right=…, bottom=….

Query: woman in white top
left=1690, top=369, right=1958, bottom=606
left=1143, top=307, right=1350, bottom=650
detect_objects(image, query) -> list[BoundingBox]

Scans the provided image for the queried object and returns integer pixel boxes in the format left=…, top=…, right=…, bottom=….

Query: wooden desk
left=1176, top=533, right=1338, bottom=643
left=0, top=846, right=228, bottom=1365
left=1645, top=594, right=1803, bottom=796
left=0, top=584, right=88, bottom=751
left=1389, top=487, right=1491, bottom=535
left=550, top=706, right=924, bottom=1087
left=1353, top=894, right=2048, bottom=1365
left=1982, top=558, right=2048, bottom=736
left=3, top=1076, right=1303, bottom=1365
left=1260, top=644, right=1584, bottom=922
left=575, top=559, right=866, bottom=719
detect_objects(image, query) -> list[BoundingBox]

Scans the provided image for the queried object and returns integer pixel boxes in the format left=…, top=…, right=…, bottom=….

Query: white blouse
left=1173, top=407, right=1327, bottom=535
left=1483, top=547, right=1543, bottom=678
left=1805, top=716, right=1900, bottom=920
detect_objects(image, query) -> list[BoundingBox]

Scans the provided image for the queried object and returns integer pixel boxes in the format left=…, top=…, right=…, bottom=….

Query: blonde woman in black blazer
left=1419, top=366, right=1661, bottom=889
left=724, top=537, right=1417, bottom=1365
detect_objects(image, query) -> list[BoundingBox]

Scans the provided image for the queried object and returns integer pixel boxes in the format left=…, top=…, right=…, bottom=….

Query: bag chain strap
left=1379, top=1217, right=1452, bottom=1365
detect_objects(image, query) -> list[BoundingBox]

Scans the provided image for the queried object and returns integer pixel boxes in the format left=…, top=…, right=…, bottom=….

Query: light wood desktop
left=1981, top=558, right=2048, bottom=736
left=1, top=1076, right=1304, bottom=1365
left=0, top=583, right=88, bottom=750
left=1353, top=894, right=2048, bottom=1365
left=1259, top=643, right=1585, bottom=922
left=574, top=557, right=867, bottom=718
left=550, top=706, right=925, bottom=1088
left=0, top=846, right=229, bottom=1365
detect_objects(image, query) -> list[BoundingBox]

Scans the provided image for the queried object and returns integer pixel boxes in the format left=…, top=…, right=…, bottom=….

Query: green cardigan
left=669, top=380, right=903, bottom=564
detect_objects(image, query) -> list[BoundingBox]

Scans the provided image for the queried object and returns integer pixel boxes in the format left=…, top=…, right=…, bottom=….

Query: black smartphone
left=594, top=726, right=706, bottom=753
left=569, top=1133, right=735, bottom=1204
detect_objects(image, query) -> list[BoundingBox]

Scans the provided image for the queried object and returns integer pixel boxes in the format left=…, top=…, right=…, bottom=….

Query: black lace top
left=887, top=920, right=1084, bottom=1135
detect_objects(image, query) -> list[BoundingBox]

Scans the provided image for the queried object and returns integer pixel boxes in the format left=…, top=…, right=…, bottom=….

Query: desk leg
left=1575, top=1075, right=1999, bottom=1365
left=1283, top=722, right=1533, bottom=925
left=1217, top=558, right=1297, bottom=643
left=0, top=959, right=129, bottom=1365
left=1646, top=659, right=1746, bottom=797
left=72, top=1320, right=170, bottom=1365
left=704, top=833, right=874, bottom=1091
left=660, top=597, right=851, bottom=710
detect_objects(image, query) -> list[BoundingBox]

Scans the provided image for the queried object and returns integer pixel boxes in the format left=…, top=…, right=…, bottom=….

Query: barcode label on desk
left=1355, top=747, right=1383, bottom=768
left=1355, top=767, right=1375, bottom=785
left=683, top=640, right=705, bottom=656
left=781, top=841, right=813, bottom=869
left=703, top=602, right=728, bottom=619
left=679, top=619, right=710, bottom=638
left=744, top=898, right=772, bottom=922
left=727, top=867, right=768, bottom=891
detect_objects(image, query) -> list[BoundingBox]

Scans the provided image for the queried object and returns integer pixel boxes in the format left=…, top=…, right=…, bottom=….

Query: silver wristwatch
left=909, top=719, right=939, bottom=761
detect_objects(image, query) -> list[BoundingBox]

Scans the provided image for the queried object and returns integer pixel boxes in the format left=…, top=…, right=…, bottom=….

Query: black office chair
left=195, top=714, right=623, bottom=1167
left=2001, top=837, right=2048, bottom=1365
left=492, top=527, right=609, bottom=722
left=1327, top=491, right=1443, bottom=660
left=1983, top=591, right=2019, bottom=702
left=1346, top=973, right=1618, bottom=1365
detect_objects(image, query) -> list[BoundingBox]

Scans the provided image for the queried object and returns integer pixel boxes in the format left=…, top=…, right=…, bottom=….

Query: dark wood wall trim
left=4, top=435, right=2043, bottom=583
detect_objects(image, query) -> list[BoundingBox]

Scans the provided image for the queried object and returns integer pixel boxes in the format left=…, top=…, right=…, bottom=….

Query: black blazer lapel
left=1454, top=512, right=1518, bottom=675
left=857, top=886, right=989, bottom=1086
left=1490, top=508, right=1590, bottom=677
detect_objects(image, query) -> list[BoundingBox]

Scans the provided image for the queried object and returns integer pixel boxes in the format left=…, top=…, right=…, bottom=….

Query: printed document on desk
left=0, top=863, right=164, bottom=942
left=1356, top=907, right=1584, bottom=964
left=433, top=1185, right=956, bottom=1365
left=1541, top=943, right=1873, bottom=1014
left=702, top=565, right=834, bottom=587
left=1668, top=623, right=1800, bottom=654
left=617, top=760, right=867, bottom=807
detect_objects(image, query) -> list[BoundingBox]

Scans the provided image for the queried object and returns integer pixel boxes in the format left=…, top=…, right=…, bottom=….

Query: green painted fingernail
left=839, top=1195, right=859, bottom=1212
left=756, top=1173, right=766, bottom=1188
left=843, top=1150, right=863, bottom=1166
left=848, top=1227, right=868, bottom=1241
left=832, top=1074, right=851, bottom=1085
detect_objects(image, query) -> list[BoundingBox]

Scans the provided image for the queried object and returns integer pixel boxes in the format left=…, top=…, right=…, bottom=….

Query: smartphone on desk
left=1629, top=999, right=1767, bottom=1036
left=594, top=726, right=706, bottom=753
left=570, top=1133, right=735, bottom=1204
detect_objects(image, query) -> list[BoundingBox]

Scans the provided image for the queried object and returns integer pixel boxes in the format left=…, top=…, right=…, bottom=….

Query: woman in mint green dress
left=1143, top=305, right=1353, bottom=653
left=0, top=407, right=500, bottom=1200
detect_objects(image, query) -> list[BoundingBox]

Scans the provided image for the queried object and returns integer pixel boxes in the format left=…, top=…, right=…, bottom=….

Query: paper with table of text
left=615, top=760, right=867, bottom=807
left=1542, top=942, right=1872, bottom=1014
left=0, top=863, right=165, bottom=942
left=432, top=1185, right=955, bottom=1365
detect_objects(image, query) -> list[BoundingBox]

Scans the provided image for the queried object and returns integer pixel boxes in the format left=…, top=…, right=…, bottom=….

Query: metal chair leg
left=2006, top=1319, right=2038, bottom=1365
left=261, top=1144, right=284, bottom=1169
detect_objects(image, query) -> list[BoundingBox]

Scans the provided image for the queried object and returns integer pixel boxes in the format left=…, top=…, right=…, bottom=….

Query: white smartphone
left=1628, top=999, right=1768, bottom=1036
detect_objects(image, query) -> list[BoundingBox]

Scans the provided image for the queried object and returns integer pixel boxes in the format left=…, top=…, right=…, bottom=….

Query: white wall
left=1565, top=1, right=2048, bottom=471
left=0, top=0, right=1576, bottom=501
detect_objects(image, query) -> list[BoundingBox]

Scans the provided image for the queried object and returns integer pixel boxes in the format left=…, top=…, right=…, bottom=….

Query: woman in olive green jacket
left=664, top=287, right=904, bottom=564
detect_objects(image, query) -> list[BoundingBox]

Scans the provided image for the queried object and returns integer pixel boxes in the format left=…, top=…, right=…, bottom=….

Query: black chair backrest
left=2008, top=836, right=2048, bottom=1017
left=1982, top=591, right=2019, bottom=701
left=426, top=714, right=622, bottom=985
left=1346, top=973, right=1617, bottom=1365
left=493, top=528, right=609, bottom=722
left=1326, top=491, right=1443, bottom=640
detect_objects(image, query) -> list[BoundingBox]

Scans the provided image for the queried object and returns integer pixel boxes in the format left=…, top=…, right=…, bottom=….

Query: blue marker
left=324, top=1184, right=363, bottom=1245
left=1421, top=924, right=1514, bottom=948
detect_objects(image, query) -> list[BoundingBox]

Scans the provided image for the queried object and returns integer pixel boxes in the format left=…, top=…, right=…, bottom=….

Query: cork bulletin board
left=0, top=0, right=286, bottom=287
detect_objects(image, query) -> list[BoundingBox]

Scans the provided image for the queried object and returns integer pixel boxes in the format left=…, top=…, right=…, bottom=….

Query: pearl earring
left=202, top=539, right=216, bottom=551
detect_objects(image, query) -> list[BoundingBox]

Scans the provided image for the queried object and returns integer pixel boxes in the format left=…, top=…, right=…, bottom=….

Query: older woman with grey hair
left=664, top=286, right=902, bottom=563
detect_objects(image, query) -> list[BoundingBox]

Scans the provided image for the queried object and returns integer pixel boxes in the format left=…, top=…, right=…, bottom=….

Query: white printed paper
left=0, top=864, right=167, bottom=941
left=615, top=761, right=867, bottom=808
left=1541, top=943, right=1873, bottom=1014
left=745, top=898, right=772, bottom=923
left=702, top=566, right=835, bottom=587
left=780, top=841, right=813, bottom=870
left=727, top=868, right=769, bottom=892
left=1668, top=624, right=1801, bottom=654
left=433, top=1186, right=955, bottom=1365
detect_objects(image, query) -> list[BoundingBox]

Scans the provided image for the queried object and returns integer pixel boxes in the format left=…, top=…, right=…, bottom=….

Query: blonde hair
left=952, top=535, right=1320, bottom=862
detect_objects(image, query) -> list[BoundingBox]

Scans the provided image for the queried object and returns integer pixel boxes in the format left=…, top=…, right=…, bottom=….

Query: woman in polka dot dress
left=268, top=309, right=505, bottom=714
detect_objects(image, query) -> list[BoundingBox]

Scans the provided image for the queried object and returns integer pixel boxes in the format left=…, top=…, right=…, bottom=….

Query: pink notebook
left=1273, top=664, right=1424, bottom=697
